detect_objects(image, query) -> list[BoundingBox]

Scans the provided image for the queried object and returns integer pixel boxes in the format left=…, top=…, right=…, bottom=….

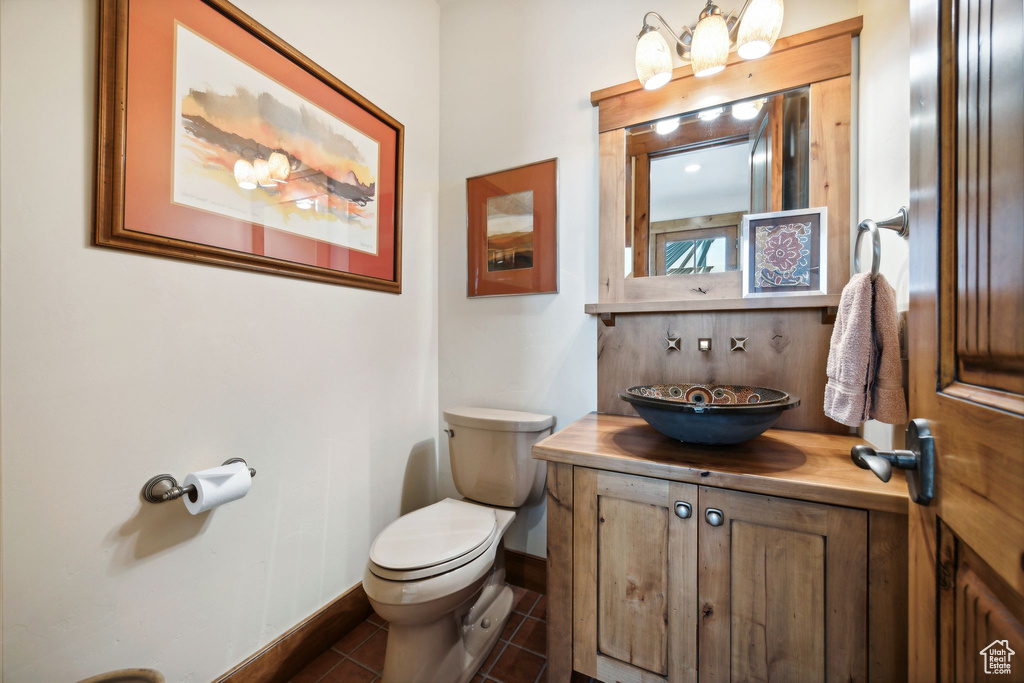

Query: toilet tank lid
left=443, top=406, right=555, bottom=432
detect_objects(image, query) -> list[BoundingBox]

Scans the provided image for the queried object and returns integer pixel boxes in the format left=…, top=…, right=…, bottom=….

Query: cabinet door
left=698, top=486, right=867, bottom=682
left=574, top=468, right=698, bottom=683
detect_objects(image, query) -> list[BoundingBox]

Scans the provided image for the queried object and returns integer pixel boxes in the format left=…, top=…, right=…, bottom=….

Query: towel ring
left=855, top=206, right=909, bottom=279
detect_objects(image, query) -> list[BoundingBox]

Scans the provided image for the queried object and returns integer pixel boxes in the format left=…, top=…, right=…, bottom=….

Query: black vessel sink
left=620, top=383, right=800, bottom=445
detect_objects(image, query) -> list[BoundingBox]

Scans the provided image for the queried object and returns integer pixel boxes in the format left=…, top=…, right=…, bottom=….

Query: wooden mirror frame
left=588, top=17, right=862, bottom=318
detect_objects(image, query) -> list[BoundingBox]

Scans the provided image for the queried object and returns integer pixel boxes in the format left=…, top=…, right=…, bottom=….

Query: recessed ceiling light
left=697, top=107, right=724, bottom=121
left=655, top=117, right=681, bottom=135
left=685, top=164, right=701, bottom=173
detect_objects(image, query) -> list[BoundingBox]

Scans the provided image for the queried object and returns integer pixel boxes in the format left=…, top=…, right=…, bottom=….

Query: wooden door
left=573, top=468, right=698, bottom=683
left=698, top=486, right=867, bottom=682
left=908, top=0, right=1024, bottom=679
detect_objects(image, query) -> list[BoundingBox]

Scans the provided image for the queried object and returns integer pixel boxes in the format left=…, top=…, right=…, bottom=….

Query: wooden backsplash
left=597, top=309, right=850, bottom=434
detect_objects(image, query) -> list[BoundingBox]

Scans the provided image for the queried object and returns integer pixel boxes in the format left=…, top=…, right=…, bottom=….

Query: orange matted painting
left=466, top=159, right=558, bottom=297
left=94, top=0, right=404, bottom=292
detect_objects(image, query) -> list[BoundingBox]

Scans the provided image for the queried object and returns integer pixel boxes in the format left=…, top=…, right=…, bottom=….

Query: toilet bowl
left=364, top=407, right=554, bottom=683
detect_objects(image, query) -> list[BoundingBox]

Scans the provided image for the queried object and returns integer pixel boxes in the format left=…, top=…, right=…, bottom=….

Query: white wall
left=858, top=0, right=911, bottom=450
left=649, top=144, right=751, bottom=222
left=0, top=1, right=439, bottom=681
left=437, top=0, right=863, bottom=557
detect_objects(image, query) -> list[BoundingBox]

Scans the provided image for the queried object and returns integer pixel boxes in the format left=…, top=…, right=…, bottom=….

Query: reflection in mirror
left=625, top=86, right=810, bottom=278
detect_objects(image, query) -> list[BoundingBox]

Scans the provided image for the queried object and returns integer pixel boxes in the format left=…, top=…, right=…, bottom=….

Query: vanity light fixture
left=233, top=159, right=257, bottom=190
left=655, top=117, right=681, bottom=135
left=685, top=164, right=702, bottom=173
left=253, top=158, right=272, bottom=187
left=634, top=0, right=784, bottom=87
left=697, top=106, right=725, bottom=121
left=690, top=3, right=730, bottom=77
left=267, top=151, right=291, bottom=182
left=736, top=0, right=784, bottom=59
left=234, top=150, right=291, bottom=190
left=635, top=24, right=674, bottom=90
left=731, top=97, right=765, bottom=120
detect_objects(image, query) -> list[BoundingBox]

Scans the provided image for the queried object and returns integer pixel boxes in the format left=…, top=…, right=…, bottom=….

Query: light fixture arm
left=726, top=0, right=753, bottom=38
left=641, top=11, right=693, bottom=60
left=641, top=0, right=753, bottom=61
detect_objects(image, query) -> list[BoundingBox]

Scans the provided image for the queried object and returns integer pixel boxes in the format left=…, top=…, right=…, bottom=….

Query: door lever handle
left=850, top=418, right=935, bottom=505
left=850, top=445, right=916, bottom=482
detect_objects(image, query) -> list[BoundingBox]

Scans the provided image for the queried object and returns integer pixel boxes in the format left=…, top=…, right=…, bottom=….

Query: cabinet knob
left=705, top=508, right=724, bottom=526
left=674, top=501, right=692, bottom=519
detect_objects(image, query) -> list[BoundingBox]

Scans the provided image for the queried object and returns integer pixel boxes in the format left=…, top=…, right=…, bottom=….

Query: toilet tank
left=443, top=407, right=555, bottom=507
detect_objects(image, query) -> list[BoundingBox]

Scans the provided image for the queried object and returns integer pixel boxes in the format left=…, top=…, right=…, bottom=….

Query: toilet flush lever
left=444, top=428, right=455, bottom=438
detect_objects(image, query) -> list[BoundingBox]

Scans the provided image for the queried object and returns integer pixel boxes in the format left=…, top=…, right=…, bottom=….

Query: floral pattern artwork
left=754, top=222, right=812, bottom=288
left=741, top=208, right=826, bottom=297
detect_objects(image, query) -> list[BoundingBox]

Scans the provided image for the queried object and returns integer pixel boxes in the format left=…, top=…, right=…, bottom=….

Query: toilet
left=363, top=406, right=555, bottom=683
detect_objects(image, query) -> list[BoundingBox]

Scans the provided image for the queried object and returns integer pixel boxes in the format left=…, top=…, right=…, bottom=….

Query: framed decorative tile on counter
left=741, top=207, right=828, bottom=297
left=95, top=0, right=404, bottom=292
left=466, top=159, right=558, bottom=297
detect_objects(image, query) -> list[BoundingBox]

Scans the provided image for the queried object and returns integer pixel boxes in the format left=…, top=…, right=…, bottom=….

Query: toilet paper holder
left=142, top=458, right=256, bottom=504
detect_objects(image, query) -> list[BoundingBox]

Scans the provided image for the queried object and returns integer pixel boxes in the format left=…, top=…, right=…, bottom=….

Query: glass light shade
left=635, top=29, right=673, bottom=90
left=690, top=13, right=729, bottom=77
left=737, top=0, right=784, bottom=60
left=697, top=106, right=724, bottom=121
left=268, top=151, right=290, bottom=181
left=253, top=158, right=272, bottom=187
left=233, top=159, right=257, bottom=190
left=732, top=98, right=765, bottom=120
left=655, top=117, right=680, bottom=135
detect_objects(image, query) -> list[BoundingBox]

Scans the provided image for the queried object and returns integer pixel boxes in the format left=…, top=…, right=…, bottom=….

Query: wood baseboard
left=217, top=582, right=372, bottom=683
left=505, top=548, right=547, bottom=595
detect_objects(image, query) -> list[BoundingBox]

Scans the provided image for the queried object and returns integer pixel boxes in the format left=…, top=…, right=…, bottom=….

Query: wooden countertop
left=533, top=412, right=909, bottom=514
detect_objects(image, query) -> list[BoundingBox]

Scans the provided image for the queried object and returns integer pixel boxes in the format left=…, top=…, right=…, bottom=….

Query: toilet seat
left=368, top=499, right=499, bottom=581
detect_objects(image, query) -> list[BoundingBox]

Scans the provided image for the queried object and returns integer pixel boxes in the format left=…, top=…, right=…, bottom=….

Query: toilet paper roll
left=182, top=461, right=251, bottom=515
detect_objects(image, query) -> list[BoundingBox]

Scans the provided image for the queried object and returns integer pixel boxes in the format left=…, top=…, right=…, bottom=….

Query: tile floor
left=291, top=586, right=549, bottom=683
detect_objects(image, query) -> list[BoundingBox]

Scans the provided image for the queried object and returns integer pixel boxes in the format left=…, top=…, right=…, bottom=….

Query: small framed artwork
left=466, top=159, right=558, bottom=297
left=95, top=0, right=403, bottom=292
left=741, top=207, right=828, bottom=297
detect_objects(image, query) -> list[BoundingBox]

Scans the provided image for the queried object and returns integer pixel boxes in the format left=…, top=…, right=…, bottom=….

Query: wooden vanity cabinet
left=570, top=468, right=871, bottom=683
left=539, top=414, right=909, bottom=683
left=573, top=468, right=698, bottom=682
left=697, top=486, right=867, bottom=683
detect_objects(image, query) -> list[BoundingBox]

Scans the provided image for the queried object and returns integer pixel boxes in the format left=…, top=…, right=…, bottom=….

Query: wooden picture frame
left=741, top=207, right=828, bottom=297
left=95, top=0, right=404, bottom=292
left=466, top=159, right=558, bottom=297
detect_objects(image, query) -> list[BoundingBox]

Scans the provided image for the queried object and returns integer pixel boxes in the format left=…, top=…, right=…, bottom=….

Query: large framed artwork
left=95, top=0, right=404, bottom=292
left=741, top=207, right=828, bottom=298
left=466, top=159, right=558, bottom=297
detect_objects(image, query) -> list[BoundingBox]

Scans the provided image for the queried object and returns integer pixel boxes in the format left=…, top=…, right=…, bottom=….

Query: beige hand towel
left=824, top=273, right=874, bottom=426
left=869, top=274, right=908, bottom=424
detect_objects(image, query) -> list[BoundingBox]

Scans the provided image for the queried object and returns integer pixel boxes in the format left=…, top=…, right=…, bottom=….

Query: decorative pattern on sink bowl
left=620, top=383, right=800, bottom=445
left=627, top=383, right=789, bottom=406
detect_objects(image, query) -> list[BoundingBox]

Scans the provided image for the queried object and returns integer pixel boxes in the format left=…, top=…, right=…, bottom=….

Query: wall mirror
left=626, top=86, right=810, bottom=279
left=588, top=17, right=859, bottom=316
